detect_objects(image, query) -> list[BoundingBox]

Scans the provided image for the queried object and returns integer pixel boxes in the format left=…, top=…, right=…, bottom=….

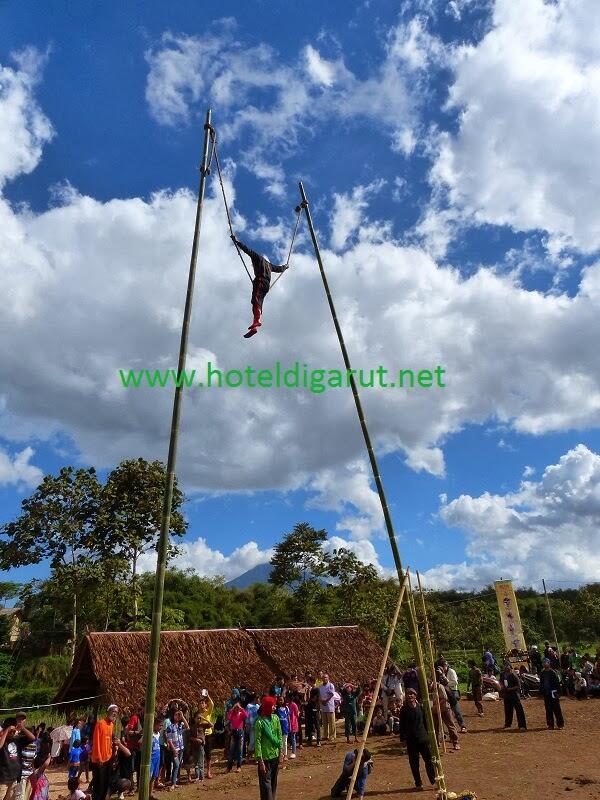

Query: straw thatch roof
left=55, top=626, right=383, bottom=708
left=249, top=626, right=384, bottom=685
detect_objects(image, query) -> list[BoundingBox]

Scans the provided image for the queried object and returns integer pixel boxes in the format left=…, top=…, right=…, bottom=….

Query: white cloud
left=138, top=536, right=273, bottom=582
left=304, top=45, right=338, bottom=87
left=4, top=48, right=600, bottom=550
left=330, top=180, right=386, bottom=251
left=426, top=0, right=600, bottom=255
left=144, top=20, right=434, bottom=192
left=0, top=48, right=54, bottom=188
left=325, top=536, right=386, bottom=574
left=307, top=461, right=384, bottom=539
left=424, top=444, right=600, bottom=587
left=0, top=445, right=43, bottom=489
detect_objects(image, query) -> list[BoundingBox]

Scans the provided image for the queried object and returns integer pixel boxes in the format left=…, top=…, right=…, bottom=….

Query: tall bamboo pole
left=298, top=182, right=445, bottom=798
left=345, top=570, right=410, bottom=800
left=417, top=571, right=446, bottom=754
left=542, top=578, right=560, bottom=654
left=138, top=110, right=213, bottom=800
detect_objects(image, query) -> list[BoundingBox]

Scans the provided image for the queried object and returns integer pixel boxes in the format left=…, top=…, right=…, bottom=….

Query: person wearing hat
left=340, top=683, right=361, bottom=744
left=539, top=658, right=564, bottom=729
left=399, top=689, right=436, bottom=791
left=91, top=704, right=119, bottom=800
left=254, top=697, right=283, bottom=800
left=500, top=665, right=527, bottom=730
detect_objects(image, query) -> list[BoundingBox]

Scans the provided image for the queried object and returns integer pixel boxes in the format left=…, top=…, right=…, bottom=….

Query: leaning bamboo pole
left=299, top=182, right=446, bottom=799
left=417, top=571, right=447, bottom=754
left=346, top=570, right=410, bottom=800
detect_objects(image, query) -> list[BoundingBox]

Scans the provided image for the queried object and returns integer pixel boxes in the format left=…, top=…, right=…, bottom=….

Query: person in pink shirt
left=226, top=703, right=248, bottom=773
left=286, top=697, right=300, bottom=759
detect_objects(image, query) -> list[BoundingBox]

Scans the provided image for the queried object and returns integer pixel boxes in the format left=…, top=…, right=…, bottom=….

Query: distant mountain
left=225, top=563, right=332, bottom=590
left=226, top=562, right=273, bottom=589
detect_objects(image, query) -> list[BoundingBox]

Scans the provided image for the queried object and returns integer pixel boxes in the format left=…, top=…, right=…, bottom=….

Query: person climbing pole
left=230, top=235, right=288, bottom=338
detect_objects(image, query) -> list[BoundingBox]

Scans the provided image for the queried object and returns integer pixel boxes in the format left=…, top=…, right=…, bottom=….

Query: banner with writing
left=495, top=580, right=527, bottom=653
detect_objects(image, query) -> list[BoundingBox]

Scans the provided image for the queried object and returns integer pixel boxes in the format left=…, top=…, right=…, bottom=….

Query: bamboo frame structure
left=345, top=569, right=410, bottom=799
left=417, top=571, right=447, bottom=754
left=299, top=182, right=446, bottom=799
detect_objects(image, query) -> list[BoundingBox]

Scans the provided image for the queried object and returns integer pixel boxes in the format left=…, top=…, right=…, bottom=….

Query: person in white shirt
left=437, top=660, right=467, bottom=733
left=318, top=674, right=337, bottom=741
left=382, top=666, right=404, bottom=716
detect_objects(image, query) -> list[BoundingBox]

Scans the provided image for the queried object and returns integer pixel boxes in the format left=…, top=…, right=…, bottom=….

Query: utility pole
left=542, top=578, right=560, bottom=654
left=298, top=182, right=446, bottom=798
left=138, top=109, right=213, bottom=800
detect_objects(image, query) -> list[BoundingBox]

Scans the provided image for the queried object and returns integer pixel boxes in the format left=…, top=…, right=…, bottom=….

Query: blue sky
left=1, top=0, right=600, bottom=591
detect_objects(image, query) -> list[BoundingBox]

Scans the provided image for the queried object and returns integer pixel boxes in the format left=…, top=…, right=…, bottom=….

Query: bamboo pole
left=407, top=573, right=447, bottom=795
left=345, top=569, right=410, bottom=800
left=542, top=578, right=560, bottom=655
left=417, top=571, right=447, bottom=754
left=138, top=109, right=213, bottom=800
left=299, top=182, right=445, bottom=799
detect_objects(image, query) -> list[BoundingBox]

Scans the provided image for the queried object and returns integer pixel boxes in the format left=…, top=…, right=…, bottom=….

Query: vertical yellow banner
left=495, top=580, right=527, bottom=652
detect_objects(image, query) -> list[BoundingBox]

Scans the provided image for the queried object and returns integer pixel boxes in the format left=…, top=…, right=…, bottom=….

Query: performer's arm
left=231, top=235, right=259, bottom=261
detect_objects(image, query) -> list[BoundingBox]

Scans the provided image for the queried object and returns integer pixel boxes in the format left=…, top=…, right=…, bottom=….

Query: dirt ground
left=47, top=697, right=599, bottom=800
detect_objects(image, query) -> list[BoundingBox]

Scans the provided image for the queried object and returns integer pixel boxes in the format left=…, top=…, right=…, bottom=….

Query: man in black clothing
left=539, top=658, right=564, bottom=730
left=501, top=664, right=527, bottom=730
left=230, top=235, right=288, bottom=338
left=398, top=689, right=436, bottom=791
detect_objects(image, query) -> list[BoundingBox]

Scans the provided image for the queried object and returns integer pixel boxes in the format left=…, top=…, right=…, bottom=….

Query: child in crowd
left=285, top=696, right=299, bottom=759
left=185, top=712, right=205, bottom=783
left=29, top=753, right=51, bottom=800
left=77, top=737, right=91, bottom=783
left=371, top=707, right=388, bottom=735
left=330, top=748, right=373, bottom=800
left=225, top=701, right=247, bottom=773
left=305, top=688, right=321, bottom=747
left=275, top=696, right=290, bottom=759
left=68, top=739, right=82, bottom=779
left=150, top=717, right=162, bottom=796
left=66, top=776, right=88, bottom=800
left=244, top=694, right=260, bottom=759
left=197, top=693, right=215, bottom=780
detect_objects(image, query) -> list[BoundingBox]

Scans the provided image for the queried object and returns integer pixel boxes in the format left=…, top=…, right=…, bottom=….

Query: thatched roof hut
left=250, top=626, right=384, bottom=685
left=55, top=626, right=383, bottom=708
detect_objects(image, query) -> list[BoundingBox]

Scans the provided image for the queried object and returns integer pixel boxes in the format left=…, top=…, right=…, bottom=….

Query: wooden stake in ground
left=345, top=569, right=410, bottom=800
left=416, top=571, right=447, bottom=754
left=138, top=110, right=213, bottom=800
left=299, top=182, right=446, bottom=800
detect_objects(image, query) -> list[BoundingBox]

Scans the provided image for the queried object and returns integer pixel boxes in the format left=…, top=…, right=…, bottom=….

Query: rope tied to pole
left=208, top=124, right=303, bottom=287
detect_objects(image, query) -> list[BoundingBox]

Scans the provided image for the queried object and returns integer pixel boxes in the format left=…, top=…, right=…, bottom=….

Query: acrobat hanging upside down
left=230, top=234, right=288, bottom=338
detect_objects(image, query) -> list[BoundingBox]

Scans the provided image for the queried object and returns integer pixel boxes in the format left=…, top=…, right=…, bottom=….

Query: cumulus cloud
left=330, top=181, right=386, bottom=251
left=0, top=48, right=54, bottom=188
left=144, top=20, right=431, bottom=193
left=423, top=444, right=600, bottom=588
left=4, top=45, right=600, bottom=558
left=138, top=536, right=274, bottom=582
left=307, top=461, right=384, bottom=539
left=425, top=0, right=600, bottom=255
left=0, top=445, right=43, bottom=489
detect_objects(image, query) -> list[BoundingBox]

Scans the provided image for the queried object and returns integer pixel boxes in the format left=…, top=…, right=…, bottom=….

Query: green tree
left=0, top=582, right=20, bottom=607
left=96, top=459, right=187, bottom=626
left=0, top=467, right=101, bottom=663
left=269, top=522, right=328, bottom=588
